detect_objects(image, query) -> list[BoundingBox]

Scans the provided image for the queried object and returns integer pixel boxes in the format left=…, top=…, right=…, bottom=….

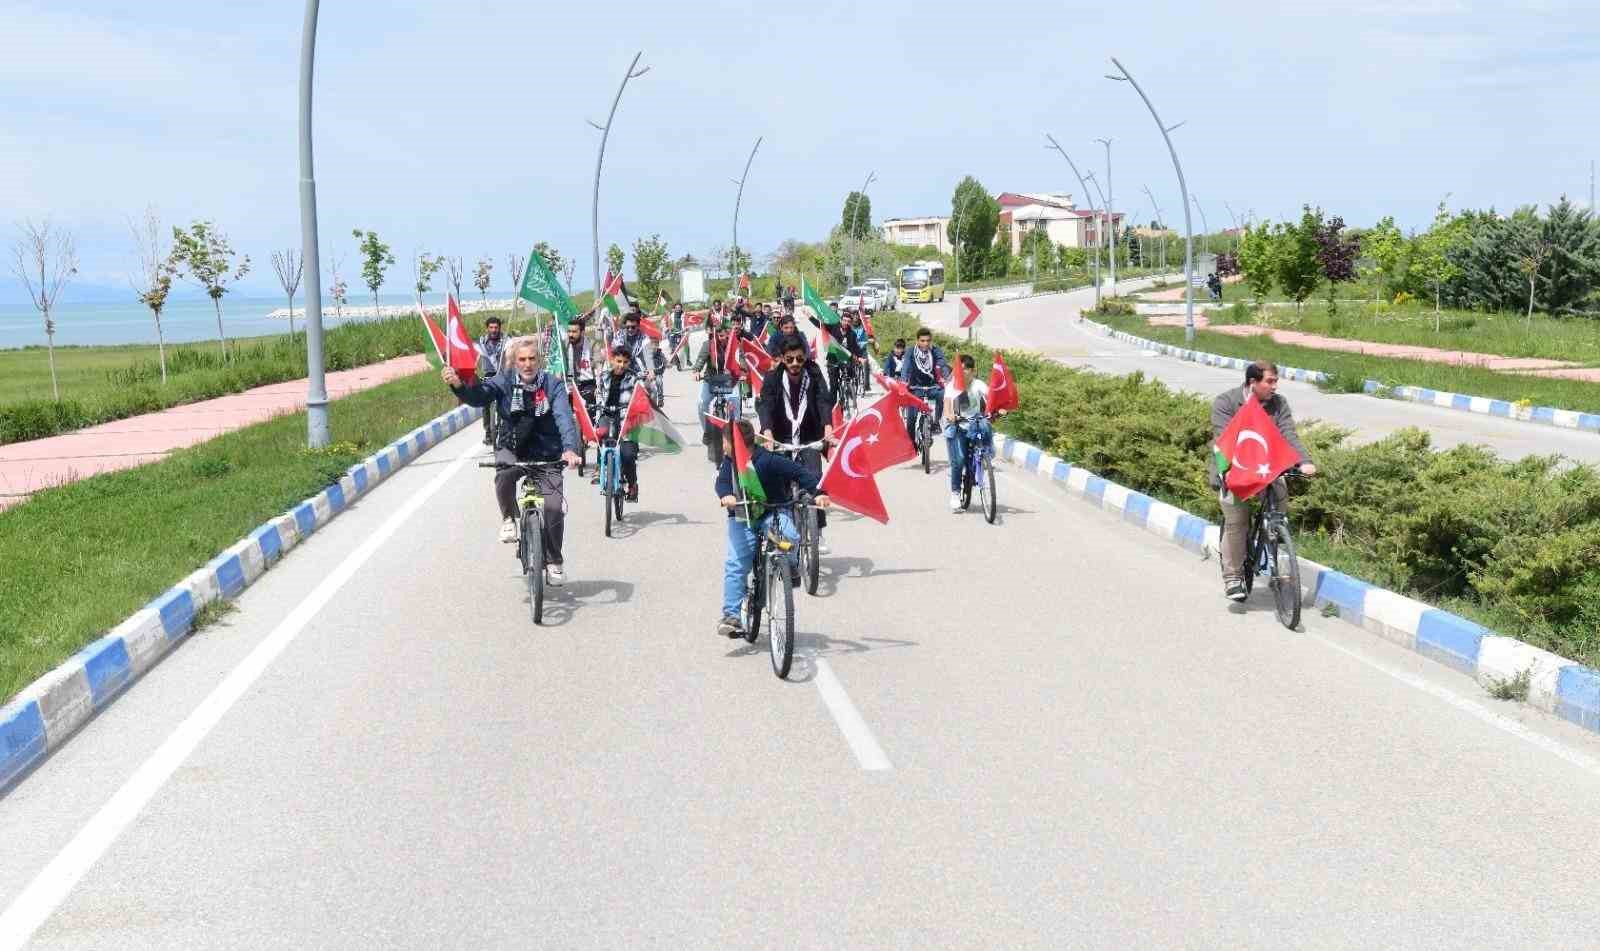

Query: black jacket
left=756, top=363, right=833, bottom=444
left=714, top=446, right=823, bottom=518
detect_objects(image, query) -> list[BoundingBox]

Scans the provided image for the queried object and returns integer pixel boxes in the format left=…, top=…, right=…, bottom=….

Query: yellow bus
left=897, top=261, right=947, bottom=303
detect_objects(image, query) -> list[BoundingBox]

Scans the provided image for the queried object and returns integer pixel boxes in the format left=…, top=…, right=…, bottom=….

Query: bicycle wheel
left=767, top=552, right=795, bottom=679
left=981, top=453, right=998, bottom=524
left=741, top=552, right=763, bottom=645
left=602, top=452, right=614, bottom=539
left=522, top=509, right=545, bottom=624
left=959, top=454, right=973, bottom=510
left=1269, top=522, right=1302, bottom=630
left=1240, top=517, right=1259, bottom=597
left=613, top=484, right=625, bottom=522
left=919, top=416, right=932, bottom=474
left=799, top=504, right=820, bottom=595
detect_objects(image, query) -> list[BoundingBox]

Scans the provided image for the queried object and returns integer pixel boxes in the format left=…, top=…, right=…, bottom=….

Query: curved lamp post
left=731, top=136, right=762, bottom=294
left=1043, top=133, right=1102, bottom=311
left=1094, top=137, right=1116, bottom=293
left=589, top=52, right=650, bottom=306
left=1106, top=57, right=1196, bottom=342
left=847, top=170, right=877, bottom=289
left=1142, top=184, right=1168, bottom=273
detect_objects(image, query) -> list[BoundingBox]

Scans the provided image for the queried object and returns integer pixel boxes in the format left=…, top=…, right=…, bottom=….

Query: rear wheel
left=919, top=415, right=932, bottom=474
left=522, top=509, right=545, bottom=624
left=1270, top=522, right=1302, bottom=629
left=602, top=452, right=614, bottom=538
left=981, top=453, right=998, bottom=523
left=798, top=504, right=820, bottom=595
left=1241, top=517, right=1259, bottom=597
left=766, top=552, right=795, bottom=678
left=741, top=551, right=763, bottom=645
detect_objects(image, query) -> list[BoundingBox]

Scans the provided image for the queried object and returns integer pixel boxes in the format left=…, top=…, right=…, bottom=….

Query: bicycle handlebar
left=763, top=438, right=829, bottom=452
left=477, top=460, right=570, bottom=470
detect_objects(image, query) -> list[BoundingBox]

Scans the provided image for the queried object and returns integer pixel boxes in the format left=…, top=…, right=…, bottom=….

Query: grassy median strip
left=877, top=310, right=1600, bottom=667
left=0, top=371, right=458, bottom=701
left=1089, top=307, right=1600, bottom=413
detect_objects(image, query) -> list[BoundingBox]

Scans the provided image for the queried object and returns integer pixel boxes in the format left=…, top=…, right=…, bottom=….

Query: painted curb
left=988, top=431, right=1600, bottom=736
left=0, top=404, right=483, bottom=793
left=1079, top=316, right=1329, bottom=383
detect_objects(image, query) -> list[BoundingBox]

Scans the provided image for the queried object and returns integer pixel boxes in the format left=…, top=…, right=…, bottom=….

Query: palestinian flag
left=802, top=276, right=841, bottom=326
left=570, top=385, right=598, bottom=445
left=815, top=325, right=850, bottom=363
left=601, top=271, right=632, bottom=316
left=731, top=419, right=766, bottom=523
left=620, top=381, right=684, bottom=453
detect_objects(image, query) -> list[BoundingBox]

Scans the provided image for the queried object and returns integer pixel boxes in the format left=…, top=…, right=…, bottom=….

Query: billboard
left=678, top=267, right=706, bottom=304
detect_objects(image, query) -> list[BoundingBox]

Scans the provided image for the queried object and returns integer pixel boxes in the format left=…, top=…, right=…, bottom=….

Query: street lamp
left=1043, top=133, right=1102, bottom=311
left=1086, top=171, right=1112, bottom=300
left=1107, top=57, right=1197, bottom=342
left=1223, top=200, right=1241, bottom=251
left=847, top=170, right=877, bottom=290
left=589, top=51, right=650, bottom=309
left=297, top=0, right=328, bottom=448
left=1142, top=184, right=1168, bottom=273
left=951, top=189, right=976, bottom=289
left=731, top=135, right=762, bottom=296
left=1191, top=194, right=1211, bottom=260
left=1094, top=136, right=1116, bottom=294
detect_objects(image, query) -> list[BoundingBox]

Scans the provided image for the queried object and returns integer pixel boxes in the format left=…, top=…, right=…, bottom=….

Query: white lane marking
left=1305, top=632, right=1600, bottom=779
left=0, top=433, right=484, bottom=951
left=814, top=658, right=892, bottom=771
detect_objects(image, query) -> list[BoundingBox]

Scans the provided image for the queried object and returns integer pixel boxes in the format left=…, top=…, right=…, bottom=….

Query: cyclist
left=880, top=338, right=909, bottom=380
left=562, top=319, right=599, bottom=421
left=666, top=303, right=687, bottom=369
left=897, top=326, right=949, bottom=438
left=443, top=338, right=582, bottom=584
left=825, top=312, right=867, bottom=403
left=751, top=302, right=774, bottom=340
left=1212, top=360, right=1317, bottom=602
left=714, top=419, right=832, bottom=638
left=597, top=346, right=643, bottom=501
left=943, top=353, right=1008, bottom=512
left=781, top=284, right=796, bottom=315
left=476, top=316, right=507, bottom=445
left=765, top=313, right=799, bottom=358
left=611, top=308, right=657, bottom=378
left=694, top=323, right=742, bottom=455
left=849, top=311, right=876, bottom=392
left=757, top=332, right=836, bottom=554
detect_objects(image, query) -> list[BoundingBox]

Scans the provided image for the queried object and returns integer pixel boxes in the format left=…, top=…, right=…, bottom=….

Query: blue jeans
left=944, top=417, right=993, bottom=491
left=698, top=382, right=741, bottom=431
left=722, top=511, right=798, bottom=618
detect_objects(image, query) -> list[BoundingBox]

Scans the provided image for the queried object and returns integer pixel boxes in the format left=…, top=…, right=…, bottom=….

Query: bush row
left=875, top=310, right=1600, bottom=666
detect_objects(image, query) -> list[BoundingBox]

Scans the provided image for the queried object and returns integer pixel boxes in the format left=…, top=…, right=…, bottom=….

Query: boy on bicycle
left=714, top=419, right=831, bottom=639
left=942, top=353, right=1002, bottom=513
left=597, top=346, right=643, bottom=501
left=898, top=327, right=948, bottom=438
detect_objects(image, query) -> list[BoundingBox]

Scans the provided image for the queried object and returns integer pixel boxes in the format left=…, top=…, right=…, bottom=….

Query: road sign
left=959, top=296, right=982, bottom=328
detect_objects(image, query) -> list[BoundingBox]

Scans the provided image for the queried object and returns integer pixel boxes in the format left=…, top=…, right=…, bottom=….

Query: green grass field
left=0, top=370, right=458, bottom=701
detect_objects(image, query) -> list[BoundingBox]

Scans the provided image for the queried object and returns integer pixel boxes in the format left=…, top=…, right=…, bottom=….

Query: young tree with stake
left=474, top=256, right=493, bottom=303
left=352, top=229, right=396, bottom=316
left=270, top=248, right=304, bottom=338
left=444, top=255, right=464, bottom=301
left=169, top=220, right=249, bottom=361
left=129, top=206, right=173, bottom=383
left=506, top=252, right=526, bottom=324
left=9, top=218, right=77, bottom=400
left=328, top=250, right=348, bottom=319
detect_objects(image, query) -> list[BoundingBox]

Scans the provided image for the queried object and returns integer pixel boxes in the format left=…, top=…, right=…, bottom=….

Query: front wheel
left=981, top=453, right=998, bottom=524
left=798, top=504, right=820, bottom=596
left=959, top=454, right=973, bottom=510
left=919, top=417, right=932, bottom=474
left=613, top=485, right=625, bottom=523
left=522, top=509, right=545, bottom=624
left=766, top=552, right=795, bottom=679
left=1269, top=522, right=1302, bottom=629
left=602, top=453, right=614, bottom=538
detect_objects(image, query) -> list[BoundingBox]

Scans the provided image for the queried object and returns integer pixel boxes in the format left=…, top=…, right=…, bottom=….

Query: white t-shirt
left=945, top=378, right=989, bottom=419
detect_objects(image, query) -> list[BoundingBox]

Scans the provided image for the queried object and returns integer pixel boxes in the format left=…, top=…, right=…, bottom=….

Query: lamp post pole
left=1095, top=137, right=1116, bottom=294
left=1085, top=171, right=1112, bottom=303
left=847, top=170, right=877, bottom=290
left=1142, top=184, right=1168, bottom=273
left=952, top=190, right=975, bottom=290
left=1191, top=194, right=1211, bottom=261
left=589, top=52, right=650, bottom=308
left=1043, top=134, right=1102, bottom=312
left=296, top=0, right=328, bottom=448
left=731, top=136, right=762, bottom=296
left=1107, top=58, right=1196, bottom=342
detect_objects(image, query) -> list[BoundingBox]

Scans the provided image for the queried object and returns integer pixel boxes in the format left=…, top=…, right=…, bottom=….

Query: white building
left=881, top=216, right=951, bottom=255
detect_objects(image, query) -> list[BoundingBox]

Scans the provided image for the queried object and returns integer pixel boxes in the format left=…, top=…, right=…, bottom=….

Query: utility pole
left=589, top=52, right=650, bottom=306
left=1044, top=134, right=1102, bottom=310
left=1095, top=137, right=1116, bottom=294
left=297, top=0, right=329, bottom=447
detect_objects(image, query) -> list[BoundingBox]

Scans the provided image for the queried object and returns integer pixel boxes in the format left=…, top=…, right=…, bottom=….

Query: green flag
left=802, top=276, right=840, bottom=326
left=519, top=248, right=577, bottom=325
left=545, top=327, right=567, bottom=377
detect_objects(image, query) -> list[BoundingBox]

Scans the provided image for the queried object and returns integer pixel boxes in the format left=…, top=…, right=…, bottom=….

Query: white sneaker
left=498, top=518, right=518, bottom=543
left=816, top=533, right=830, bottom=555
left=546, top=564, right=566, bottom=586
left=949, top=492, right=962, bottom=512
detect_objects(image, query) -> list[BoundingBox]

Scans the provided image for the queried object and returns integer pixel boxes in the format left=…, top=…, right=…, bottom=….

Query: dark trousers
left=618, top=439, right=639, bottom=487
left=798, top=446, right=827, bottom=529
left=493, top=454, right=568, bottom=565
left=482, top=402, right=496, bottom=442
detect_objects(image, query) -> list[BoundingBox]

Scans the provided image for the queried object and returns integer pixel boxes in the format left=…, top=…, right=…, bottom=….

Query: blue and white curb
left=1080, top=317, right=1329, bottom=383
left=1364, top=381, right=1600, bottom=435
left=0, top=404, right=482, bottom=792
left=991, top=431, right=1600, bottom=735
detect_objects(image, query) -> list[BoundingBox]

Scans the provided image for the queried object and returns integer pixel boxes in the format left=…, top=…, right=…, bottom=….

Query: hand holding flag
left=1213, top=395, right=1303, bottom=501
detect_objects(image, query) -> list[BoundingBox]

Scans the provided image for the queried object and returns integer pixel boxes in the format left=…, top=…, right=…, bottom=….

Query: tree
left=352, top=229, right=396, bottom=315
left=1507, top=209, right=1553, bottom=323
left=1018, top=229, right=1054, bottom=277
left=1538, top=197, right=1600, bottom=315
left=606, top=242, right=625, bottom=279
left=1276, top=208, right=1325, bottom=317
left=10, top=218, right=77, bottom=400
left=473, top=256, right=493, bottom=302
left=841, top=191, right=874, bottom=240
left=170, top=220, right=250, bottom=361
left=412, top=249, right=442, bottom=297
left=443, top=255, right=464, bottom=301
left=1312, top=214, right=1360, bottom=317
left=950, top=176, right=999, bottom=284
left=562, top=258, right=577, bottom=293
left=129, top=206, right=173, bottom=384
left=506, top=252, right=526, bottom=322
left=1412, top=204, right=1465, bottom=330
left=1214, top=251, right=1239, bottom=278
left=631, top=233, right=671, bottom=305
left=1361, top=216, right=1405, bottom=308
left=1236, top=221, right=1279, bottom=311
left=269, top=248, right=305, bottom=338
left=1058, top=245, right=1086, bottom=272
left=328, top=250, right=348, bottom=319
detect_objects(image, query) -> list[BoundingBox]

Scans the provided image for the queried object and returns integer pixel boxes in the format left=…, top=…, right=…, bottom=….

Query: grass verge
left=0, top=370, right=458, bottom=702
left=1087, top=308, right=1600, bottom=413
left=876, top=310, right=1600, bottom=668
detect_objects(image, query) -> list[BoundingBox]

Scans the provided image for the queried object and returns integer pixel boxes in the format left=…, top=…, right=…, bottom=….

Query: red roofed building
left=996, top=191, right=1122, bottom=254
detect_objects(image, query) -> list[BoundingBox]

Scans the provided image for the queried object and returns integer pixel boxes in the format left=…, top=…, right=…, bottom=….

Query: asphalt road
left=5, top=376, right=1600, bottom=947
left=914, top=278, right=1600, bottom=464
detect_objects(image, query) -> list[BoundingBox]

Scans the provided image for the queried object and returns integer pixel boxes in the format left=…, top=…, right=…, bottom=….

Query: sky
left=2, top=0, right=1597, bottom=301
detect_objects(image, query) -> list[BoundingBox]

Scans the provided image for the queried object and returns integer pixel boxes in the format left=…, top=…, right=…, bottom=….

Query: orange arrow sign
left=959, top=296, right=982, bottom=328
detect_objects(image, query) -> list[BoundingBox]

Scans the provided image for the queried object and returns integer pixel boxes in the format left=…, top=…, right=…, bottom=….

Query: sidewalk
left=0, top=355, right=430, bottom=510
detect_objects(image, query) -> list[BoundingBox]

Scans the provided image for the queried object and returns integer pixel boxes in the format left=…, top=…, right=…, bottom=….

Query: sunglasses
left=781, top=354, right=806, bottom=365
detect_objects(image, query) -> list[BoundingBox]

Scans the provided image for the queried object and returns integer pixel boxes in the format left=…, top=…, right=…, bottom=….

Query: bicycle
left=480, top=460, right=565, bottom=625
left=1237, top=467, right=1306, bottom=630
left=954, top=413, right=998, bottom=524
left=764, top=438, right=829, bottom=595
left=908, top=385, right=942, bottom=474
left=832, top=360, right=861, bottom=420
left=730, top=499, right=815, bottom=679
left=594, top=409, right=627, bottom=537
left=703, top=372, right=739, bottom=467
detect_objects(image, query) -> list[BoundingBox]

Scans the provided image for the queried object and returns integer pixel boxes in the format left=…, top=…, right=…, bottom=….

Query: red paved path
left=0, top=355, right=429, bottom=510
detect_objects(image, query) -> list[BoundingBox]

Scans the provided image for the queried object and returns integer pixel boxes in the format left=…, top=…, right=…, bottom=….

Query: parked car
left=837, top=286, right=876, bottom=313
left=863, top=278, right=897, bottom=310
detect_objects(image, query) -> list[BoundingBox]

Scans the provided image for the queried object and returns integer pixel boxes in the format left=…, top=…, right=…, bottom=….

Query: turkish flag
left=444, top=295, right=479, bottom=381
left=570, top=385, right=598, bottom=444
left=742, top=352, right=765, bottom=397
left=987, top=351, right=1019, bottom=413
left=950, top=353, right=966, bottom=394
left=637, top=315, right=664, bottom=340
left=685, top=310, right=708, bottom=327
left=854, top=391, right=918, bottom=471
left=740, top=338, right=776, bottom=376
left=1214, top=395, right=1302, bottom=501
left=724, top=330, right=743, bottom=381
left=819, top=414, right=890, bottom=524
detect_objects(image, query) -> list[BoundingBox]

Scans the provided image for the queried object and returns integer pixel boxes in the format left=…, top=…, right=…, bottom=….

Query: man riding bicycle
left=1211, top=361, right=1317, bottom=602
left=757, top=332, right=836, bottom=554
left=476, top=316, right=507, bottom=445
left=695, top=323, right=742, bottom=455
left=714, top=419, right=832, bottom=638
left=880, top=338, right=909, bottom=380
left=611, top=308, right=658, bottom=380
left=666, top=303, right=687, bottom=369
left=563, top=319, right=599, bottom=420
left=897, top=327, right=949, bottom=438
left=824, top=312, right=868, bottom=402
left=597, top=346, right=643, bottom=501
left=765, top=313, right=799, bottom=358
left=443, top=338, right=582, bottom=584
left=943, top=353, right=1004, bottom=512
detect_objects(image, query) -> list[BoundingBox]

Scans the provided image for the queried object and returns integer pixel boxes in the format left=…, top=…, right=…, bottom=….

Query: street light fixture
left=1107, top=58, right=1197, bottom=342
left=296, top=0, right=329, bottom=447
left=1142, top=184, right=1168, bottom=273
left=1085, top=170, right=1112, bottom=300
left=1191, top=194, right=1211, bottom=259
left=589, top=51, right=650, bottom=310
left=1094, top=136, right=1116, bottom=294
left=1043, top=134, right=1103, bottom=311
left=731, top=136, right=762, bottom=296
left=847, top=170, right=877, bottom=290
left=951, top=189, right=976, bottom=290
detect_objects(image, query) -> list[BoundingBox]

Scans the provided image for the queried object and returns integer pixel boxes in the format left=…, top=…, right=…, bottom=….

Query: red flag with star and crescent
left=987, top=351, right=1019, bottom=413
left=818, top=411, right=890, bottom=524
left=1213, top=395, right=1302, bottom=501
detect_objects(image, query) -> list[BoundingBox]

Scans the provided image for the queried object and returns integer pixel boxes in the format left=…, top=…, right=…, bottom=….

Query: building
left=997, top=191, right=1123, bottom=255
left=881, top=216, right=951, bottom=255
